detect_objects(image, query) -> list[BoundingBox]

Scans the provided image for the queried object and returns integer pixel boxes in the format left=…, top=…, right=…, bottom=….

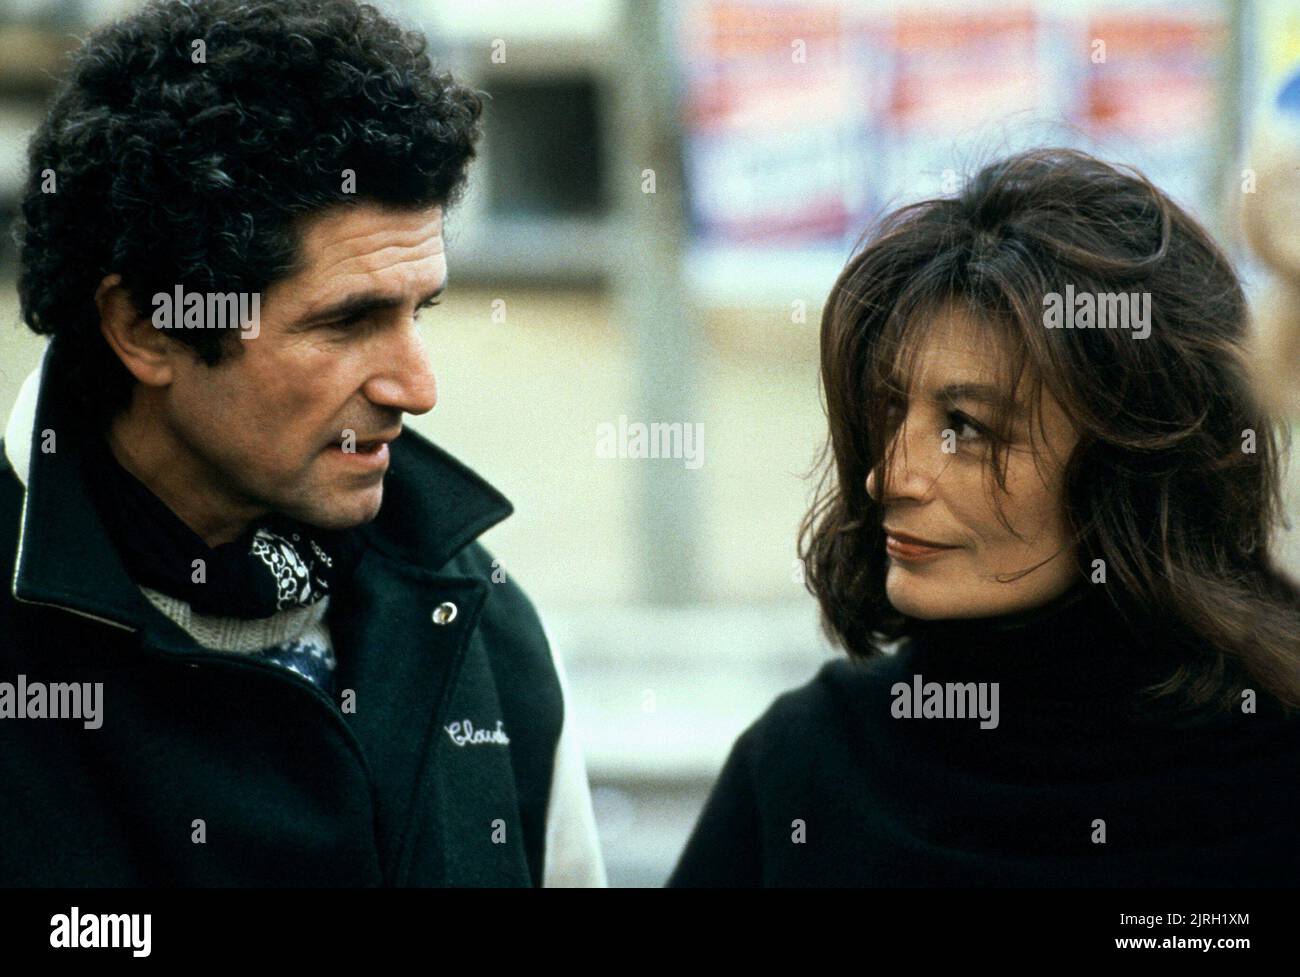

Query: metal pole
left=604, top=0, right=702, bottom=604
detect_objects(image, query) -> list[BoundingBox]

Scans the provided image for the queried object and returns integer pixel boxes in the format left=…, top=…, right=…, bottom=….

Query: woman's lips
left=884, top=531, right=959, bottom=562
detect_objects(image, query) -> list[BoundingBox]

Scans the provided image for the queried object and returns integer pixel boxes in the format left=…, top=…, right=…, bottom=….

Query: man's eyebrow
left=299, top=281, right=447, bottom=325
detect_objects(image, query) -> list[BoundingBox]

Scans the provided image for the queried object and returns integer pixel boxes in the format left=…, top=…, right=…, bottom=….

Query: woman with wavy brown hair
left=669, top=148, right=1300, bottom=888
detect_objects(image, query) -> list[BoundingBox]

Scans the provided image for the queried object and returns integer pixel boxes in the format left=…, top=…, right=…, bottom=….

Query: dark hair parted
left=799, top=147, right=1300, bottom=717
left=16, top=0, right=483, bottom=420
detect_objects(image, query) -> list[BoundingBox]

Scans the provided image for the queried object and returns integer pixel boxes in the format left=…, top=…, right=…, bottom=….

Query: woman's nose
left=868, top=419, right=944, bottom=503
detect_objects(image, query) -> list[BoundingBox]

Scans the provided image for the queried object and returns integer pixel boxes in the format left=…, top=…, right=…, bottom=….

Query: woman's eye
left=946, top=409, right=985, bottom=442
left=882, top=401, right=984, bottom=445
left=413, top=298, right=440, bottom=321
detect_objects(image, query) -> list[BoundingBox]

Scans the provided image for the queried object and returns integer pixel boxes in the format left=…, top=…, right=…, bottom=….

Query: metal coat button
left=431, top=601, right=458, bottom=625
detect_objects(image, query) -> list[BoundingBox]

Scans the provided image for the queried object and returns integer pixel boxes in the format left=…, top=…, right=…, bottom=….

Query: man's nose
left=365, top=321, right=438, bottom=416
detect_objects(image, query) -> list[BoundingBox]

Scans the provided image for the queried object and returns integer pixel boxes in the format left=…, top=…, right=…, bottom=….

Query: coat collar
left=4, top=341, right=514, bottom=633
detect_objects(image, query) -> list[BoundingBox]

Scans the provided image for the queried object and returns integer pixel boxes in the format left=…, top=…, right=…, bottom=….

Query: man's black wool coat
left=0, top=345, right=595, bottom=886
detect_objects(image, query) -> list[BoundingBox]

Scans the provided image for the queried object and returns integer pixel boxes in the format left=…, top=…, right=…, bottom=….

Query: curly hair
left=16, top=0, right=483, bottom=420
left=799, top=147, right=1300, bottom=717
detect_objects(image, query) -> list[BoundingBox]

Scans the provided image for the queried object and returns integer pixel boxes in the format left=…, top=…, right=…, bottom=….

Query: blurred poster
left=1072, top=3, right=1225, bottom=214
left=879, top=3, right=1051, bottom=206
left=677, top=0, right=886, bottom=248
left=1255, top=0, right=1300, bottom=94
left=674, top=0, right=1233, bottom=300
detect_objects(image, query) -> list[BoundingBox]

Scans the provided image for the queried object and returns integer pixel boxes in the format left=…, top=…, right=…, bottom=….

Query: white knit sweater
left=140, top=586, right=337, bottom=691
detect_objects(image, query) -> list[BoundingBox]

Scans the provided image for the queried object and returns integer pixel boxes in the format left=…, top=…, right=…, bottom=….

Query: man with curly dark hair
left=0, top=0, right=605, bottom=887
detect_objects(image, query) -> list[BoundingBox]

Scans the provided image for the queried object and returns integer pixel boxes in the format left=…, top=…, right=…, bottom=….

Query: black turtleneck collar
left=81, top=433, right=365, bottom=620
left=905, top=579, right=1124, bottom=644
left=889, top=581, right=1209, bottom=730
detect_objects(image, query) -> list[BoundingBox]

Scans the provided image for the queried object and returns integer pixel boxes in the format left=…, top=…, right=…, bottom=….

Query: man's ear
left=96, top=273, right=175, bottom=388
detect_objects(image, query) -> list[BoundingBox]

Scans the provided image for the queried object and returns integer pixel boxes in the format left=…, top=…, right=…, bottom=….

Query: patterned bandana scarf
left=86, top=437, right=363, bottom=620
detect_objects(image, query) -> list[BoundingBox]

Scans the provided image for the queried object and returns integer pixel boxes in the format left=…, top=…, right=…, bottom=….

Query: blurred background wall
left=1, top=0, right=1298, bottom=885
